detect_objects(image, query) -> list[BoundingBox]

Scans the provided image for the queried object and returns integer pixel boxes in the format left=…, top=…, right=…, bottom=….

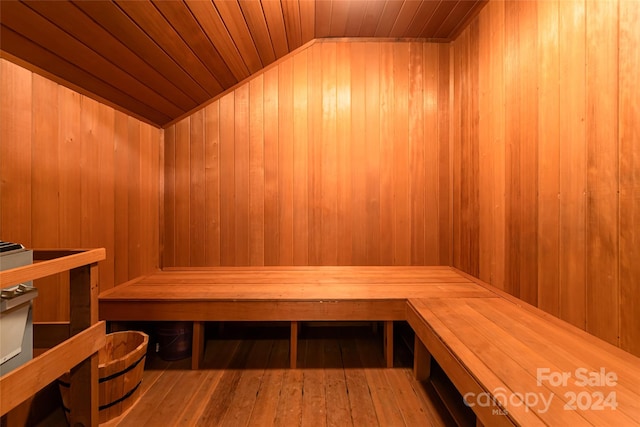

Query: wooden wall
left=163, top=40, right=451, bottom=267
left=0, top=58, right=162, bottom=322
left=452, top=0, right=640, bottom=356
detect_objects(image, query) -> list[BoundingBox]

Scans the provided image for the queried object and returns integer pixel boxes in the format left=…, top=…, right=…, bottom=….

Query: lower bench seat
left=407, top=297, right=640, bottom=426
left=99, top=266, right=494, bottom=369
left=99, top=266, right=640, bottom=426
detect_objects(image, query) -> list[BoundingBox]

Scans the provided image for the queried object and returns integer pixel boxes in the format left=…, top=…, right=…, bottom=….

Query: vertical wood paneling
left=292, top=48, right=309, bottom=265
left=127, top=118, right=143, bottom=277
left=278, top=59, right=295, bottom=265
left=536, top=0, right=561, bottom=317
left=81, top=98, right=101, bottom=252
left=437, top=44, right=452, bottom=267
left=452, top=23, right=480, bottom=277
left=320, top=42, right=338, bottom=265
left=189, top=110, right=206, bottom=266
left=503, top=1, right=521, bottom=299
left=31, top=75, right=63, bottom=320
left=585, top=0, right=619, bottom=346
left=219, top=93, right=236, bottom=265
left=618, top=0, right=640, bottom=356
left=162, top=124, right=176, bottom=268
left=0, top=59, right=161, bottom=321
left=263, top=66, right=280, bottom=265
left=235, top=84, right=250, bottom=265
left=173, top=118, right=190, bottom=267
left=147, top=123, right=160, bottom=274
left=451, top=32, right=463, bottom=273
left=517, top=1, right=539, bottom=306
left=364, top=42, right=381, bottom=265
left=349, top=42, right=367, bottom=265
left=56, top=87, right=82, bottom=320
left=392, top=43, right=410, bottom=265
left=477, top=9, right=491, bottom=283
left=558, top=0, right=587, bottom=328
left=163, top=39, right=450, bottom=270
left=204, top=101, right=221, bottom=266
left=115, top=112, right=132, bottom=284
left=31, top=75, right=59, bottom=248
left=97, top=104, right=116, bottom=290
left=57, top=89, right=81, bottom=249
left=307, top=43, right=322, bottom=265
left=453, top=0, right=639, bottom=357
left=249, top=76, right=265, bottom=265
left=378, top=42, right=394, bottom=265
left=139, top=122, right=154, bottom=274
left=336, top=43, right=352, bottom=265
left=409, top=42, right=425, bottom=265
left=487, top=0, right=505, bottom=289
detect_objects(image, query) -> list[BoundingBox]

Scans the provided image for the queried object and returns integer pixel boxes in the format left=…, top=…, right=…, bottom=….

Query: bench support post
left=414, top=335, right=431, bottom=381
left=290, top=321, right=299, bottom=369
left=384, top=321, right=394, bottom=368
left=192, top=321, right=205, bottom=370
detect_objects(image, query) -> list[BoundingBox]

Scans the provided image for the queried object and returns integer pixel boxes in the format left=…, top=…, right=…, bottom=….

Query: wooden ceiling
left=0, top=0, right=487, bottom=127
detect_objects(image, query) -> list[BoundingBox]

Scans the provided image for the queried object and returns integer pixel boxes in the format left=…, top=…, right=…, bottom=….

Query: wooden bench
left=407, top=296, right=640, bottom=426
left=98, top=266, right=495, bottom=369
left=99, top=266, right=640, bottom=425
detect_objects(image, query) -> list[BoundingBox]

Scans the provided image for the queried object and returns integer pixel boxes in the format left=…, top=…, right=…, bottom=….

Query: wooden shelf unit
left=0, top=248, right=106, bottom=427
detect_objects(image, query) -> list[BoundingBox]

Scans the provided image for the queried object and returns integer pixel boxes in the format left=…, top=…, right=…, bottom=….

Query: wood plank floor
left=98, top=324, right=456, bottom=427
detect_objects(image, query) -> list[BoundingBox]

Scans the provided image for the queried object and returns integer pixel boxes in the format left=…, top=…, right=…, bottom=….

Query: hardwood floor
left=45, top=324, right=458, bottom=426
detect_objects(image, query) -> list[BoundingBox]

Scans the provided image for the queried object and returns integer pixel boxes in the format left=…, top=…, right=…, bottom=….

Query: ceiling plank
left=404, top=0, right=441, bottom=37
left=343, top=0, right=369, bottom=37
left=434, top=0, right=480, bottom=39
left=152, top=0, right=237, bottom=88
left=214, top=0, right=264, bottom=73
left=185, top=0, right=251, bottom=82
left=1, top=0, right=182, bottom=119
left=374, top=0, right=403, bottom=37
left=74, top=0, right=210, bottom=105
left=298, top=0, right=316, bottom=42
left=23, top=0, right=194, bottom=112
left=329, top=0, right=350, bottom=36
left=420, top=0, right=454, bottom=37
left=238, top=0, right=277, bottom=66
left=282, top=0, right=303, bottom=50
left=389, top=0, right=422, bottom=37
left=358, top=0, right=386, bottom=36
left=115, top=0, right=223, bottom=94
left=445, top=0, right=488, bottom=40
left=315, top=0, right=332, bottom=38
left=262, top=0, right=290, bottom=59
left=0, top=26, right=170, bottom=125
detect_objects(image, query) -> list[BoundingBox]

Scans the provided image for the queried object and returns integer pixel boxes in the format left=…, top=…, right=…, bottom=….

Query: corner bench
left=99, top=266, right=640, bottom=426
left=408, top=296, right=640, bottom=426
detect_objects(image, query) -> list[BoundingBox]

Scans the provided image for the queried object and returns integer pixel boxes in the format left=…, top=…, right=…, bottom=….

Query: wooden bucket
left=58, top=330, right=149, bottom=424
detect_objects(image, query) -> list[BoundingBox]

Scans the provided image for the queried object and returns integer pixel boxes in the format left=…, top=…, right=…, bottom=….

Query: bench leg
left=414, top=335, right=431, bottom=381
left=290, top=321, right=299, bottom=369
left=192, top=321, right=205, bottom=370
left=384, top=321, right=394, bottom=368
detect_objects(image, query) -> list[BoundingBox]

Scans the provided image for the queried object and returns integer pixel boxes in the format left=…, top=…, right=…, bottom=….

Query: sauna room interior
left=1, top=0, right=639, bottom=426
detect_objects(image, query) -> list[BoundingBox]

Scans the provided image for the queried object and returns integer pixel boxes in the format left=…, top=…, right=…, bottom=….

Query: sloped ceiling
left=0, top=0, right=486, bottom=127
